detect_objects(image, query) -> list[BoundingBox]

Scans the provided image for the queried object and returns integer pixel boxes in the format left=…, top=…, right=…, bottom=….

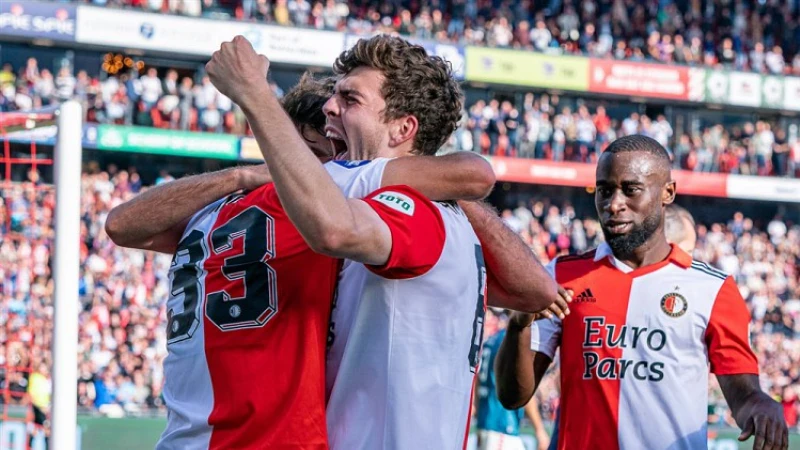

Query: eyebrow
left=336, top=87, right=364, bottom=100
left=596, top=179, right=646, bottom=187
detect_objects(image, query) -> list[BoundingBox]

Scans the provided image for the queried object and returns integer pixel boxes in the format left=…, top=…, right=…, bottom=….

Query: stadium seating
left=65, top=0, right=800, bottom=76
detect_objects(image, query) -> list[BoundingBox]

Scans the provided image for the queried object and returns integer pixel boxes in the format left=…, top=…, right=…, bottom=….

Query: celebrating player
left=105, top=75, right=505, bottom=449
left=204, top=35, right=561, bottom=450
left=494, top=135, right=787, bottom=450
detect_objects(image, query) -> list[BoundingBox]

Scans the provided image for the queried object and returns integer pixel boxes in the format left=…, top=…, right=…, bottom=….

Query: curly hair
left=332, top=35, right=463, bottom=156
left=281, top=72, right=336, bottom=137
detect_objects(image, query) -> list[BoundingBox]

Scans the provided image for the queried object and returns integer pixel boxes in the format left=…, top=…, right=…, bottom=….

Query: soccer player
left=545, top=201, right=700, bottom=450
left=205, top=35, right=561, bottom=450
left=105, top=75, right=505, bottom=449
left=493, top=135, right=788, bottom=450
left=475, top=310, right=551, bottom=450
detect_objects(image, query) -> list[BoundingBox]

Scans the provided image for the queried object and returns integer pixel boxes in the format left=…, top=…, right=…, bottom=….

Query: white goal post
left=51, top=100, right=83, bottom=450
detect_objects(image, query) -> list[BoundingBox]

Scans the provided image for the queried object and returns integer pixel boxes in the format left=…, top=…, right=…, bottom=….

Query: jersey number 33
left=167, top=206, right=278, bottom=344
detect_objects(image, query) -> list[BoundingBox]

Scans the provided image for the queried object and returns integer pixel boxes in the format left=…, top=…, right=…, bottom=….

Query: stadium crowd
left=445, top=95, right=800, bottom=177
left=0, top=162, right=799, bottom=431
left=3, top=58, right=799, bottom=177
left=0, top=166, right=170, bottom=418
left=61, top=0, right=800, bottom=74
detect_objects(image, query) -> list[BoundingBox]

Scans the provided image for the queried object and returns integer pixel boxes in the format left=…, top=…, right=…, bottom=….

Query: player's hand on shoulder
left=737, top=393, right=789, bottom=450
left=509, top=286, right=572, bottom=328
left=539, top=286, right=573, bottom=320
left=236, top=164, right=272, bottom=191
left=206, top=35, right=270, bottom=105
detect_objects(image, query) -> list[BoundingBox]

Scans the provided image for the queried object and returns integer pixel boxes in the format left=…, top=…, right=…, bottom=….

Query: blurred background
left=2, top=0, right=800, bottom=448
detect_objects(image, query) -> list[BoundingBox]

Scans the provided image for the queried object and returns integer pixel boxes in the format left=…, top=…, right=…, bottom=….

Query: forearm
left=382, top=152, right=495, bottom=201
left=718, top=374, right=766, bottom=426
left=106, top=168, right=241, bottom=250
left=459, top=200, right=557, bottom=312
left=494, top=322, right=536, bottom=409
left=238, top=84, right=373, bottom=259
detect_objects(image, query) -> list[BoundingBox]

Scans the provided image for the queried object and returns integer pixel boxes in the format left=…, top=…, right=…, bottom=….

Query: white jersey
left=326, top=188, right=487, bottom=450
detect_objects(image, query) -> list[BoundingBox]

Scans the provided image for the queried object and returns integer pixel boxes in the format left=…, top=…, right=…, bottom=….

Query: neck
left=615, top=232, right=672, bottom=270
left=368, top=145, right=413, bottom=161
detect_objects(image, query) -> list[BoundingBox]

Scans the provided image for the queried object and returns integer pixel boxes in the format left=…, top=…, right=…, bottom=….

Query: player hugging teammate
left=109, top=33, right=788, bottom=450
left=110, top=34, right=565, bottom=450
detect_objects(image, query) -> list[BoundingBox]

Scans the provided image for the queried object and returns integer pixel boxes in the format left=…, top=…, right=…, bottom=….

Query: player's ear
left=388, top=115, right=418, bottom=148
left=663, top=180, right=676, bottom=205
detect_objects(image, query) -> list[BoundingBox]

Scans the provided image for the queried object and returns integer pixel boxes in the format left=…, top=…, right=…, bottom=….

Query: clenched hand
left=205, top=35, right=270, bottom=106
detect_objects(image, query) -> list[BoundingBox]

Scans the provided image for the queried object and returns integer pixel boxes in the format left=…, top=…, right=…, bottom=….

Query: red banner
left=588, top=59, right=691, bottom=101
left=487, top=157, right=728, bottom=198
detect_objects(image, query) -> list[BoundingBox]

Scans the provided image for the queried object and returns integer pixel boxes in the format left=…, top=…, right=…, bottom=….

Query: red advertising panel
left=488, top=157, right=728, bottom=198
left=588, top=59, right=691, bottom=101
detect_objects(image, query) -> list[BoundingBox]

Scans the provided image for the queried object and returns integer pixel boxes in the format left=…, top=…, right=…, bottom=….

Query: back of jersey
left=159, top=159, right=389, bottom=450
left=159, top=184, right=337, bottom=450
left=476, top=329, right=524, bottom=435
left=326, top=198, right=487, bottom=450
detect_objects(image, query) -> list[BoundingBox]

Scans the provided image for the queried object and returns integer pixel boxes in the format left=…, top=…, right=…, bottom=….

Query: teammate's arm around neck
left=458, top=201, right=562, bottom=314
left=105, top=167, right=248, bottom=254
left=381, top=153, right=495, bottom=201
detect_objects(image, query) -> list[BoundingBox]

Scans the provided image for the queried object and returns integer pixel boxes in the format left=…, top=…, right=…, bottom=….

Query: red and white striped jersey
left=530, top=242, right=758, bottom=450
left=156, top=159, right=387, bottom=450
left=326, top=188, right=487, bottom=450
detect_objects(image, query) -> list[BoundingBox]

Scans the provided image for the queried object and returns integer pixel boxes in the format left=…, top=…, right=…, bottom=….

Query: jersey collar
left=593, top=242, right=693, bottom=273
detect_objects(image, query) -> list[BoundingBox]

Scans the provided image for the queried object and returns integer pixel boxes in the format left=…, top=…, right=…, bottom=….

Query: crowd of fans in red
left=0, top=164, right=798, bottom=430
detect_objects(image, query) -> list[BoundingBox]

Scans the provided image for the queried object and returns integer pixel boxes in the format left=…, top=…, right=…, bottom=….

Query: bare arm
left=105, top=168, right=242, bottom=254
left=494, top=315, right=553, bottom=409
left=208, top=42, right=391, bottom=265
left=382, top=153, right=495, bottom=201
left=458, top=201, right=559, bottom=313
left=242, top=88, right=391, bottom=264
left=718, top=374, right=788, bottom=450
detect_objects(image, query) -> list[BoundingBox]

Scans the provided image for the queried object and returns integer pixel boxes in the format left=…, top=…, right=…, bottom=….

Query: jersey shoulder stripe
left=690, top=261, right=728, bottom=281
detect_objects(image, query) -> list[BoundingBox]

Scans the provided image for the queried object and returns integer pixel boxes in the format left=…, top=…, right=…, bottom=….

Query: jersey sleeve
left=361, top=185, right=445, bottom=280
left=705, top=276, right=759, bottom=375
left=530, top=257, right=562, bottom=359
left=324, top=158, right=391, bottom=199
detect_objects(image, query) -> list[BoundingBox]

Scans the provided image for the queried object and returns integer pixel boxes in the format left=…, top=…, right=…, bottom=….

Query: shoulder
left=365, top=185, right=438, bottom=218
left=555, top=249, right=597, bottom=265
left=550, top=249, right=598, bottom=279
left=324, top=158, right=391, bottom=198
left=326, top=160, right=374, bottom=170
left=688, top=260, right=729, bottom=282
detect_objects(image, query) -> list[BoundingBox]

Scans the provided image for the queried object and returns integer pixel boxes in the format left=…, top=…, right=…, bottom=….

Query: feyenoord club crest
left=661, top=292, right=688, bottom=318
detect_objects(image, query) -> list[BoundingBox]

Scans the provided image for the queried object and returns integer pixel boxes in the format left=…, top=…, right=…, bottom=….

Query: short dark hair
left=281, top=72, right=336, bottom=135
left=332, top=35, right=463, bottom=156
left=604, top=135, right=671, bottom=166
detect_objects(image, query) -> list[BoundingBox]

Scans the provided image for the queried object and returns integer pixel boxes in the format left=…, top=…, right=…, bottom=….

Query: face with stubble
left=594, top=151, right=675, bottom=258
